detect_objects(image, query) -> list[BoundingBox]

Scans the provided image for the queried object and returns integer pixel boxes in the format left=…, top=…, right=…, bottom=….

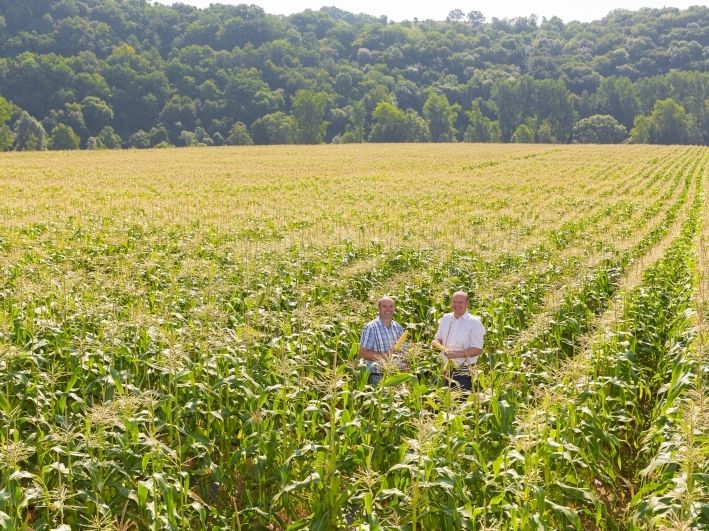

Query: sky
left=153, top=0, right=705, bottom=23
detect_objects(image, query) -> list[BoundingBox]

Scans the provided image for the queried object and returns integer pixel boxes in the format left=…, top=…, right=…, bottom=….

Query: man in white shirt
left=432, top=291, right=485, bottom=392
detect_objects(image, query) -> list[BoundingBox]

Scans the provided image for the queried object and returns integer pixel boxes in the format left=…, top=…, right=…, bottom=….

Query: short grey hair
left=452, top=291, right=469, bottom=301
left=378, top=296, right=395, bottom=308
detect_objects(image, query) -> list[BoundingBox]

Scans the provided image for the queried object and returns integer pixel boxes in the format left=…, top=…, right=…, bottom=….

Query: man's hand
left=446, top=347, right=482, bottom=359
left=359, top=346, right=395, bottom=363
left=375, top=351, right=393, bottom=364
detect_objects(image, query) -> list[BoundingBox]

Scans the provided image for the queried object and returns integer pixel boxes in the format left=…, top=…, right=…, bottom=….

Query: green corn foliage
left=0, top=144, right=706, bottom=529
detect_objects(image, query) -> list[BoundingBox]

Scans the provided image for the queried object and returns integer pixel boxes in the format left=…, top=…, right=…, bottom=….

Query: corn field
left=0, top=144, right=707, bottom=530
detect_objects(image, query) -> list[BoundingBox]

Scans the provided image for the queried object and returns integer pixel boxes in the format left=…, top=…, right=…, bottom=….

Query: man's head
left=451, top=291, right=469, bottom=317
left=378, top=296, right=395, bottom=321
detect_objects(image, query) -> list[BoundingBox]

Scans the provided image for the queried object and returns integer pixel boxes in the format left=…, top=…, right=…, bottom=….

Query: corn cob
left=393, top=330, right=409, bottom=351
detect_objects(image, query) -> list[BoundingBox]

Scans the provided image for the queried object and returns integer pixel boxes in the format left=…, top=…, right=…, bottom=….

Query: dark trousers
left=368, top=371, right=383, bottom=385
left=449, top=371, right=472, bottom=392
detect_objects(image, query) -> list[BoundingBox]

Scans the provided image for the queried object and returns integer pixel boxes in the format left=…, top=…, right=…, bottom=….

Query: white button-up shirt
left=434, top=311, right=485, bottom=367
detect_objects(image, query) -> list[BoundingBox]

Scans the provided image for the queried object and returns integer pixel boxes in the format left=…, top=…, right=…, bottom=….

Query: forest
left=0, top=0, right=707, bottom=149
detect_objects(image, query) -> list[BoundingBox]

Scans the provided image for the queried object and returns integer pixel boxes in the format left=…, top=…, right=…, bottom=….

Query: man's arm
left=359, top=324, right=388, bottom=362
left=445, top=346, right=482, bottom=359
left=359, top=346, right=388, bottom=362
left=431, top=317, right=445, bottom=348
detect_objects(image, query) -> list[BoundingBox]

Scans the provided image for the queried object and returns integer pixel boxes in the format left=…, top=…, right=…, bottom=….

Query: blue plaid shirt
left=360, top=317, right=404, bottom=374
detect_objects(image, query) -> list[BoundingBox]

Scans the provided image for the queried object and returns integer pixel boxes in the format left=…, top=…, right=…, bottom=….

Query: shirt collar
left=376, top=316, right=395, bottom=328
left=452, top=311, right=470, bottom=320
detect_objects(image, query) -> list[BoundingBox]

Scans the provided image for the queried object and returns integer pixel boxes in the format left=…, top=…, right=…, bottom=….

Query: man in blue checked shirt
left=359, top=296, right=405, bottom=385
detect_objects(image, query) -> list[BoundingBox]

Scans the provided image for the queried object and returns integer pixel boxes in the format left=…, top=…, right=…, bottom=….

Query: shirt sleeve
left=360, top=324, right=376, bottom=350
left=434, top=317, right=445, bottom=342
left=469, top=320, right=485, bottom=349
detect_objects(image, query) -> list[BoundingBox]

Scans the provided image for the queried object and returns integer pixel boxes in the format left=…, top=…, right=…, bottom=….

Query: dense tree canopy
left=49, top=122, right=80, bottom=149
left=0, top=1, right=706, bottom=149
left=630, top=97, right=703, bottom=144
left=572, top=114, right=627, bottom=143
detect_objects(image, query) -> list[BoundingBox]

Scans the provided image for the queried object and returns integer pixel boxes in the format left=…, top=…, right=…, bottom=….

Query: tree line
left=0, top=0, right=707, bottom=150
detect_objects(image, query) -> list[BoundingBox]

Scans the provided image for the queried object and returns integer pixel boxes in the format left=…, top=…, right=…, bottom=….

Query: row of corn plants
left=463, top=152, right=698, bottom=448
left=627, top=169, right=709, bottom=529
left=476, top=173, right=705, bottom=529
